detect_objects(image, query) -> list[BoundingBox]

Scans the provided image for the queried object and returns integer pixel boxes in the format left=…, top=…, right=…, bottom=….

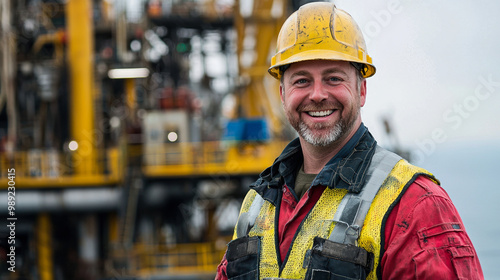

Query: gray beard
left=282, top=97, right=360, bottom=147
left=298, top=121, right=345, bottom=147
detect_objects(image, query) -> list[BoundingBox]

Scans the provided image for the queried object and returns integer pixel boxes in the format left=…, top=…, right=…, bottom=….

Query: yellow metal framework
left=37, top=213, right=53, bottom=280
left=108, top=240, right=229, bottom=277
left=142, top=141, right=287, bottom=177
left=142, top=0, right=291, bottom=178
left=234, top=0, right=288, bottom=136
left=0, top=0, right=124, bottom=189
left=66, top=0, right=98, bottom=176
left=0, top=147, right=123, bottom=188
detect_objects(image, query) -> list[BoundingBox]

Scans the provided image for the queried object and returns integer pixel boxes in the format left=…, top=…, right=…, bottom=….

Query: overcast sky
left=335, top=0, right=500, bottom=155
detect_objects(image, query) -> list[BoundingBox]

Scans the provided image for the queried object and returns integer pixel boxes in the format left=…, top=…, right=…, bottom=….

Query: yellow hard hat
left=268, top=2, right=376, bottom=79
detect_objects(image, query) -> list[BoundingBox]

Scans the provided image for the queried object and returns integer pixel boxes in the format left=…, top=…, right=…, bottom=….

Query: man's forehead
left=286, top=60, right=353, bottom=76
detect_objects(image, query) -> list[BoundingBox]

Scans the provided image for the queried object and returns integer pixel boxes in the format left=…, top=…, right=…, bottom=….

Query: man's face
left=280, top=60, right=366, bottom=147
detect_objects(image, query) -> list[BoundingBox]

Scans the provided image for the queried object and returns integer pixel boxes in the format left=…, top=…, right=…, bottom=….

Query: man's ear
left=359, top=79, right=367, bottom=107
left=279, top=84, right=285, bottom=104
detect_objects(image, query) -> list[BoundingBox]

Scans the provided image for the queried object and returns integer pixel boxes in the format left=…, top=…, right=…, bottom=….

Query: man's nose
left=309, top=83, right=328, bottom=102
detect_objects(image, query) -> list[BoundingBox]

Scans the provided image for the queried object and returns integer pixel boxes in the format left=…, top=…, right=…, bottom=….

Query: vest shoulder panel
left=360, top=159, right=434, bottom=279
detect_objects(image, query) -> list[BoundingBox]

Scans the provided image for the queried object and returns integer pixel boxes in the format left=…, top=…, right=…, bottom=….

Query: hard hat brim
left=269, top=49, right=376, bottom=79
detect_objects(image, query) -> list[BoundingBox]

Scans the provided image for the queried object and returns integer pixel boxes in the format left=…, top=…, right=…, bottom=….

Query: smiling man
left=281, top=60, right=365, bottom=174
left=216, top=2, right=483, bottom=280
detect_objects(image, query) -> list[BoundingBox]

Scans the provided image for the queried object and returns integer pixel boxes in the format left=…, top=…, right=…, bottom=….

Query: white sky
left=335, top=0, right=500, bottom=151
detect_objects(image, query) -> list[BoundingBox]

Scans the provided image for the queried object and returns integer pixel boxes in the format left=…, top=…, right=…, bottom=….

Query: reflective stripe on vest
left=236, top=194, right=265, bottom=238
left=329, top=146, right=402, bottom=245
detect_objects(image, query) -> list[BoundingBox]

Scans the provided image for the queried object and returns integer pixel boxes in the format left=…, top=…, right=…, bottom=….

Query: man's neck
left=301, top=121, right=362, bottom=174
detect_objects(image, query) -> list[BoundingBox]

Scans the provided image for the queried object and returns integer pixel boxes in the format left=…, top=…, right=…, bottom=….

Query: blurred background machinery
left=0, top=0, right=327, bottom=279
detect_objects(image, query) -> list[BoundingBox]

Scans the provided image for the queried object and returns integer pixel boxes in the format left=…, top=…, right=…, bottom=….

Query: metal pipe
left=125, top=78, right=136, bottom=118
left=0, top=188, right=122, bottom=213
left=1, top=0, right=17, bottom=157
left=37, top=213, right=54, bottom=280
left=66, top=0, right=97, bottom=175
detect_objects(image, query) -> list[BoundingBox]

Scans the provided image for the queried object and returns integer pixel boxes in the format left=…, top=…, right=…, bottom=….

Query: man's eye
left=294, top=78, right=308, bottom=85
left=329, top=77, right=343, bottom=82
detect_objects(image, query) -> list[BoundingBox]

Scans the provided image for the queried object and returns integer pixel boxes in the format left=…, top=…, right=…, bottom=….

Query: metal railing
left=0, top=147, right=123, bottom=188
left=108, top=240, right=228, bottom=278
left=142, top=141, right=287, bottom=177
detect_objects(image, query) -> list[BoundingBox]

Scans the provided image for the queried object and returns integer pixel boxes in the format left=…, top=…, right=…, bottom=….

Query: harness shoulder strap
left=329, top=146, right=402, bottom=245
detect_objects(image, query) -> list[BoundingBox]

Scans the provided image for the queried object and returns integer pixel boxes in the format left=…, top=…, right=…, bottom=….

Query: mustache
left=297, top=101, right=342, bottom=112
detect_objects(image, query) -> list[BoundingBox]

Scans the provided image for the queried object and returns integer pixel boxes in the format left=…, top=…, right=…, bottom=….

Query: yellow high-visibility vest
left=231, top=159, right=435, bottom=279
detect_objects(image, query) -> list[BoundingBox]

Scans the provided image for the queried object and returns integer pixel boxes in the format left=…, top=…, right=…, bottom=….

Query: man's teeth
left=307, top=110, right=334, bottom=117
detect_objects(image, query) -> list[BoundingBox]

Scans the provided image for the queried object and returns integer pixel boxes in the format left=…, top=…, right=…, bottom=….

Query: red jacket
left=216, top=175, right=484, bottom=279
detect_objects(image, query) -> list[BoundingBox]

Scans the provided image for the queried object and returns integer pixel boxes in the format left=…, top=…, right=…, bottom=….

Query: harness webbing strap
left=236, top=194, right=265, bottom=238
left=329, top=146, right=402, bottom=245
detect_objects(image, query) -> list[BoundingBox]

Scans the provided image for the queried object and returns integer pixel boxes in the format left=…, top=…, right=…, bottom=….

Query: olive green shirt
left=294, top=164, right=318, bottom=199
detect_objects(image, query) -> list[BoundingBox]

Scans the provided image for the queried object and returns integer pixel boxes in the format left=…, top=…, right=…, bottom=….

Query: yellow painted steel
left=142, top=141, right=287, bottom=178
left=108, top=241, right=229, bottom=277
left=37, top=213, right=53, bottom=280
left=0, top=147, right=122, bottom=188
left=125, top=78, right=136, bottom=115
left=66, top=0, right=97, bottom=175
left=234, top=0, right=288, bottom=136
left=0, top=1, right=123, bottom=187
left=268, top=2, right=376, bottom=79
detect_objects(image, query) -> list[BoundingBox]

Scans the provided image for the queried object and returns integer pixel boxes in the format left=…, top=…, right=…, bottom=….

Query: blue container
left=223, top=118, right=270, bottom=142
